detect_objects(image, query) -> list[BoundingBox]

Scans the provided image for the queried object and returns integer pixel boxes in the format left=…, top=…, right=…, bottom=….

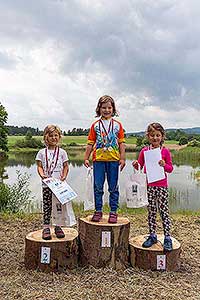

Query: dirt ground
left=0, top=213, right=200, bottom=300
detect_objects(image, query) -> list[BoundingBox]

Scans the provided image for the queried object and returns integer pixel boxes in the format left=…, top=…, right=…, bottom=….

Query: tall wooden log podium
left=129, top=234, right=181, bottom=271
left=78, top=215, right=130, bottom=270
left=25, top=227, right=78, bottom=272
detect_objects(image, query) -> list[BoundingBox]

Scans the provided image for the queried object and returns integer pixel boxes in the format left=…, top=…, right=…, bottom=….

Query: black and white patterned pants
left=42, top=187, right=52, bottom=225
left=147, top=186, right=171, bottom=236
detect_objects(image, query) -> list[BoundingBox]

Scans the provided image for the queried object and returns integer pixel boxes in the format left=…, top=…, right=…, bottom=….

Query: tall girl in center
left=84, top=95, right=126, bottom=223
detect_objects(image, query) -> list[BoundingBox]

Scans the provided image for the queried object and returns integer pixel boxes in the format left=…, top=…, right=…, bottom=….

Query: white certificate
left=144, top=148, right=165, bottom=183
left=43, top=177, right=77, bottom=205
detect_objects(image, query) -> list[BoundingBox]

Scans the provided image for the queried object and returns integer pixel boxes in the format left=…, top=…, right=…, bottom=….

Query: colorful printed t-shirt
left=87, top=118, right=125, bottom=161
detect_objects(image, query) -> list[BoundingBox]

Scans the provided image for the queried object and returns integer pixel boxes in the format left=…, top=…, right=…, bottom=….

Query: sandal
left=54, top=226, right=65, bottom=238
left=42, top=227, right=52, bottom=240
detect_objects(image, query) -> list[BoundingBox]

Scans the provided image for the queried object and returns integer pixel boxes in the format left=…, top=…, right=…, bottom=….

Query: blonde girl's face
left=46, top=130, right=60, bottom=148
left=100, top=101, right=113, bottom=119
left=147, top=129, right=163, bottom=148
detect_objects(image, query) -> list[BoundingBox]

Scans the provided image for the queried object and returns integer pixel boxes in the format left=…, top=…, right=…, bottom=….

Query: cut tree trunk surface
left=129, top=234, right=181, bottom=271
left=78, top=215, right=130, bottom=270
left=25, top=227, right=78, bottom=272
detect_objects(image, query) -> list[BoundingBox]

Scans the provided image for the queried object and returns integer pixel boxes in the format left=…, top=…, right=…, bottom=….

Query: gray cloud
left=0, top=0, right=199, bottom=131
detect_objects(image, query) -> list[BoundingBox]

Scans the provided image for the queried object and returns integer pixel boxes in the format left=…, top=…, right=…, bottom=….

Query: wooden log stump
left=25, top=227, right=78, bottom=272
left=78, top=215, right=130, bottom=270
left=129, top=234, right=181, bottom=271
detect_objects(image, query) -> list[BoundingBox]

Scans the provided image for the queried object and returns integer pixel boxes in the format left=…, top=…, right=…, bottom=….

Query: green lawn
left=8, top=135, right=179, bottom=148
left=7, top=135, right=88, bottom=148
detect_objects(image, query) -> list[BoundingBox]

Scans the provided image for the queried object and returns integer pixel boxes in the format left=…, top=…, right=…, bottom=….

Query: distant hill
left=127, top=127, right=200, bottom=136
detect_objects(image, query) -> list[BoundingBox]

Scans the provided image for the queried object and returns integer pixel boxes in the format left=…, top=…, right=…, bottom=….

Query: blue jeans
left=93, top=161, right=119, bottom=212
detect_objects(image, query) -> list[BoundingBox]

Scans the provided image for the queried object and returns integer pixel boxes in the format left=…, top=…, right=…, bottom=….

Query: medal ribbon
left=99, top=118, right=114, bottom=149
left=45, top=146, right=60, bottom=176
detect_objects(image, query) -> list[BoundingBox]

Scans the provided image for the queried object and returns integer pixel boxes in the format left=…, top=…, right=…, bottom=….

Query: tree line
left=6, top=126, right=90, bottom=136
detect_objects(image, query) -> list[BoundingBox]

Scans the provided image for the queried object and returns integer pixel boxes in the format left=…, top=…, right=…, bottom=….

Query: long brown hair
left=146, top=122, right=165, bottom=145
left=95, top=95, right=118, bottom=117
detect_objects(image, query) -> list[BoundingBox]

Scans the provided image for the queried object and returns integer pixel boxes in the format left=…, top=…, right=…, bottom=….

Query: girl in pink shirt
left=133, top=123, right=173, bottom=251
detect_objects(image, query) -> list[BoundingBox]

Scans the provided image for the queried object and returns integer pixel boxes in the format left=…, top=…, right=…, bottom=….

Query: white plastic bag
left=126, top=166, right=148, bottom=208
left=84, top=167, right=95, bottom=211
left=52, top=194, right=76, bottom=227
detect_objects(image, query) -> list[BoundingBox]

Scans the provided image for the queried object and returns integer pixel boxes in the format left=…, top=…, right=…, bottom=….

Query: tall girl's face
left=147, top=129, right=163, bottom=148
left=46, top=130, right=60, bottom=148
left=100, top=101, right=113, bottom=119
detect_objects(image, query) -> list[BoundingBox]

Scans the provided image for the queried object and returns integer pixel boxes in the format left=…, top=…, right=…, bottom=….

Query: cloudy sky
left=0, top=0, right=199, bottom=132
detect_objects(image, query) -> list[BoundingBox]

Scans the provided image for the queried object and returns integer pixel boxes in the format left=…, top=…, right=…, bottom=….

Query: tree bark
left=78, top=215, right=130, bottom=270
left=129, top=234, right=181, bottom=271
left=25, top=227, right=78, bottom=272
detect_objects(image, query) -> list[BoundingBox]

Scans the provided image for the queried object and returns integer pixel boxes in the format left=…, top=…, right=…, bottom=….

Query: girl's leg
left=157, top=187, right=171, bottom=236
left=42, top=187, right=52, bottom=226
left=106, top=161, right=119, bottom=212
left=93, top=161, right=106, bottom=211
left=147, top=187, right=158, bottom=234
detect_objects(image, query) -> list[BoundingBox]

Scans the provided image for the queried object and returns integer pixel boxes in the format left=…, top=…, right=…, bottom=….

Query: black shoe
left=54, top=226, right=65, bottom=238
left=163, top=237, right=173, bottom=251
left=142, top=235, right=157, bottom=248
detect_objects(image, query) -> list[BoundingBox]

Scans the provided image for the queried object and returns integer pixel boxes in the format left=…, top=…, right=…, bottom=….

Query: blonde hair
left=146, top=122, right=165, bottom=145
left=43, top=124, right=61, bottom=146
left=95, top=95, right=118, bottom=117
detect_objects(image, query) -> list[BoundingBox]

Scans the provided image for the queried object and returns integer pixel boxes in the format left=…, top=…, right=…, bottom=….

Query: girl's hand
left=132, top=160, right=139, bottom=169
left=84, top=159, right=90, bottom=168
left=60, top=175, right=67, bottom=181
left=119, top=159, right=126, bottom=171
left=159, top=159, right=165, bottom=167
left=41, top=174, right=48, bottom=180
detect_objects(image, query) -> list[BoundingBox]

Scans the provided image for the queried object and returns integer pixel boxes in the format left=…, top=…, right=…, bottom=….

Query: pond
left=1, top=150, right=200, bottom=212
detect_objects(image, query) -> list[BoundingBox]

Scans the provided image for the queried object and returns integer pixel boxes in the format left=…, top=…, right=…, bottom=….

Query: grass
left=163, top=139, right=179, bottom=144
left=7, top=135, right=88, bottom=147
left=7, top=135, right=180, bottom=147
left=1, top=211, right=200, bottom=300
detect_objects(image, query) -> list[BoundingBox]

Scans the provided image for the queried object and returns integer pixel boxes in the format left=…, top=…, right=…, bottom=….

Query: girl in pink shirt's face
left=146, top=123, right=166, bottom=167
left=146, top=122, right=165, bottom=148
left=147, top=129, right=163, bottom=149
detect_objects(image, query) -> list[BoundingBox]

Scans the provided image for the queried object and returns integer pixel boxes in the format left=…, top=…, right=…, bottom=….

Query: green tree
left=179, top=136, right=188, bottom=145
left=25, top=130, right=33, bottom=140
left=0, top=102, right=8, bottom=152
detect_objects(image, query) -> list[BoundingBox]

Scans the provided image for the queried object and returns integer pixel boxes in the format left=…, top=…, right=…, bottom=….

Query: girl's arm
left=119, top=142, right=126, bottom=171
left=159, top=149, right=173, bottom=173
left=36, top=161, right=48, bottom=180
left=84, top=144, right=93, bottom=168
left=132, top=149, right=145, bottom=170
left=60, top=161, right=69, bottom=181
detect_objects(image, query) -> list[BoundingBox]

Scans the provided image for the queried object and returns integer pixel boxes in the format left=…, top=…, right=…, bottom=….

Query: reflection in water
left=1, top=150, right=200, bottom=212
left=172, top=151, right=200, bottom=168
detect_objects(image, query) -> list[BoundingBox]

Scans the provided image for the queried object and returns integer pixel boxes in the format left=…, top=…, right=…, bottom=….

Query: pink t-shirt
left=138, top=146, right=173, bottom=187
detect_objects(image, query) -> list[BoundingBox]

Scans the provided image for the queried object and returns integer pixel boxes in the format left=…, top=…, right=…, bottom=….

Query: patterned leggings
left=147, top=186, right=171, bottom=236
left=42, top=187, right=52, bottom=225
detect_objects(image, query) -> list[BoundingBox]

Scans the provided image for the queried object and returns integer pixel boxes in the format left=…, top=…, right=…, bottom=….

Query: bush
left=187, top=139, right=200, bottom=147
left=179, top=136, right=188, bottom=145
left=0, top=171, right=32, bottom=213
left=14, top=137, right=43, bottom=148
left=0, top=183, right=10, bottom=211
left=68, top=142, right=78, bottom=146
